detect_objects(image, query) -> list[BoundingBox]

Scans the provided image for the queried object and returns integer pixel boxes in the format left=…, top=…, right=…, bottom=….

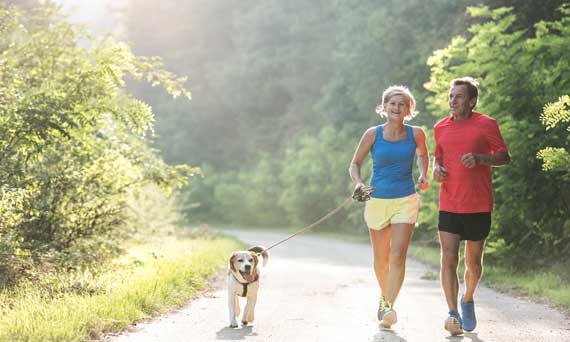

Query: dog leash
left=262, top=186, right=376, bottom=253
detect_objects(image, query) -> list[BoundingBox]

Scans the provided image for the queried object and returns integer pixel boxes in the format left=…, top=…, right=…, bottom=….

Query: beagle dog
left=227, top=246, right=269, bottom=328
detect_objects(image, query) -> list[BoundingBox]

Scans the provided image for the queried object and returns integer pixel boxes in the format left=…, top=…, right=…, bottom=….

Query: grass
left=0, top=234, right=243, bottom=342
left=410, top=244, right=570, bottom=314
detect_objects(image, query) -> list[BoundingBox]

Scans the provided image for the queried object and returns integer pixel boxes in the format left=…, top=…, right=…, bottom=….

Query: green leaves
left=0, top=5, right=195, bottom=278
left=425, top=4, right=570, bottom=264
left=538, top=95, right=570, bottom=175
left=540, top=95, right=570, bottom=130
left=537, top=147, right=570, bottom=172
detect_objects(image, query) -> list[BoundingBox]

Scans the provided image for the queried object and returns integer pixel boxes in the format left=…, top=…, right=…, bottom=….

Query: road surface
left=104, top=230, right=570, bottom=342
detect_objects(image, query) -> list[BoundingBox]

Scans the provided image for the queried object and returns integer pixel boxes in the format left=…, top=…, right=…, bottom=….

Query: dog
left=227, top=245, right=269, bottom=328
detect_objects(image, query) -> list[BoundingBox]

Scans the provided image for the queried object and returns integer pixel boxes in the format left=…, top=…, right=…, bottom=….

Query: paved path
left=104, top=230, right=570, bottom=342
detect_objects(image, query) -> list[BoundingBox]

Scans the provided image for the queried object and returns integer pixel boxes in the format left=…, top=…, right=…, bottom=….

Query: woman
left=349, top=85, right=429, bottom=328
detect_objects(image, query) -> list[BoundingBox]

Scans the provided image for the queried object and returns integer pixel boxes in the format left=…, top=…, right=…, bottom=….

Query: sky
left=50, top=0, right=126, bottom=35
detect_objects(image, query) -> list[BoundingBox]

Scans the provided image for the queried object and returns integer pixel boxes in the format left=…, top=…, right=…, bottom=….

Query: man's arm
left=433, top=157, right=448, bottom=183
left=460, top=152, right=511, bottom=168
left=476, top=152, right=511, bottom=166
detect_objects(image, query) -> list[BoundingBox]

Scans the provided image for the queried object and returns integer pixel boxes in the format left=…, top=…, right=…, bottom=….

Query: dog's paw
left=246, top=313, right=255, bottom=323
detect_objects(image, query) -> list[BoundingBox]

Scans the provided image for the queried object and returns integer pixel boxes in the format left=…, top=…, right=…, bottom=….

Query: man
left=433, top=77, right=511, bottom=336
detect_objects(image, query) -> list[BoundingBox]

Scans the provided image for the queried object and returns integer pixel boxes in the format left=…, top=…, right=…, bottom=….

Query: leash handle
left=263, top=196, right=353, bottom=253
left=352, top=185, right=376, bottom=202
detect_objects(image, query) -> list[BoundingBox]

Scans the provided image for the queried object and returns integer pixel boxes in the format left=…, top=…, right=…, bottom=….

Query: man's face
left=448, top=84, right=476, bottom=116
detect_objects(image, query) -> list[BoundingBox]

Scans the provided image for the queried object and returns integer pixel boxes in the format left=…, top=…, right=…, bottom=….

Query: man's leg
left=384, top=223, right=415, bottom=306
left=461, top=239, right=485, bottom=331
left=463, top=239, right=485, bottom=302
left=439, top=231, right=461, bottom=311
left=440, top=231, right=463, bottom=335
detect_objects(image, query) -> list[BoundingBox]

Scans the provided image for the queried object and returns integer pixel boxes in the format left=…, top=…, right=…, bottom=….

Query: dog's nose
left=244, top=265, right=251, bottom=271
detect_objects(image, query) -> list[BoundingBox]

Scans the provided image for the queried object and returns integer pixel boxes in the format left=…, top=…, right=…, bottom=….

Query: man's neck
left=452, top=110, right=473, bottom=121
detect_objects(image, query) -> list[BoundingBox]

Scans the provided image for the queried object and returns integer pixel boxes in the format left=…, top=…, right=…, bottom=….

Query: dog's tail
left=248, top=246, right=269, bottom=267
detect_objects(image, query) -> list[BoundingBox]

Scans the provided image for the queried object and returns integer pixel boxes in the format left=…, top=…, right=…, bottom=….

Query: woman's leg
left=384, top=223, right=415, bottom=306
left=369, top=226, right=391, bottom=296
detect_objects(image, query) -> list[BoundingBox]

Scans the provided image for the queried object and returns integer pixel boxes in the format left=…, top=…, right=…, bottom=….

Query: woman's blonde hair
left=375, top=85, right=418, bottom=121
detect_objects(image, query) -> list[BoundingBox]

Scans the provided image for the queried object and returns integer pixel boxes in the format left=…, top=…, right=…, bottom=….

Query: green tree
left=425, top=5, right=570, bottom=264
left=0, top=5, right=195, bottom=277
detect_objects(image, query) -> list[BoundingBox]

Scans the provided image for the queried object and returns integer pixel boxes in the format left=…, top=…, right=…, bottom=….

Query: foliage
left=425, top=4, right=570, bottom=264
left=124, top=0, right=469, bottom=168
left=0, top=236, right=241, bottom=342
left=124, top=0, right=570, bottom=266
left=212, top=156, right=289, bottom=227
left=0, top=5, right=195, bottom=280
left=538, top=95, right=570, bottom=178
left=278, top=126, right=356, bottom=229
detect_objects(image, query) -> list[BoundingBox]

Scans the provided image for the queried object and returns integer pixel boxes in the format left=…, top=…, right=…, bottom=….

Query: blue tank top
left=369, top=125, right=417, bottom=199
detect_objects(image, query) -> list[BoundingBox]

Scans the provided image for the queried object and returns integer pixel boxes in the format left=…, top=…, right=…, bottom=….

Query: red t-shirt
left=434, top=112, right=509, bottom=213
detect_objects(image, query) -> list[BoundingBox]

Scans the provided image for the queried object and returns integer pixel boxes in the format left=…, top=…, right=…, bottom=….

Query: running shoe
left=379, top=303, right=397, bottom=328
left=377, top=296, right=386, bottom=321
left=461, top=295, right=477, bottom=332
left=444, top=309, right=463, bottom=336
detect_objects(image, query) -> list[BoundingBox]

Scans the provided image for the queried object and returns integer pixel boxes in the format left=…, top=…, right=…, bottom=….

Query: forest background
left=125, top=0, right=570, bottom=267
left=2, top=0, right=569, bottom=280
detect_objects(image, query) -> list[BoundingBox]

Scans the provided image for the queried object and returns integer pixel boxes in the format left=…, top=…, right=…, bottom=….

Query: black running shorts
left=438, top=211, right=491, bottom=241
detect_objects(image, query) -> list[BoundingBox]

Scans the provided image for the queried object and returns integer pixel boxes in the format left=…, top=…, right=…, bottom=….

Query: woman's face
left=384, top=95, right=410, bottom=120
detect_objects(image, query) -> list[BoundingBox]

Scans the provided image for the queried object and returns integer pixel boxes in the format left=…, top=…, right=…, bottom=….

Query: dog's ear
left=251, top=252, right=259, bottom=268
left=248, top=246, right=269, bottom=267
left=229, top=253, right=237, bottom=272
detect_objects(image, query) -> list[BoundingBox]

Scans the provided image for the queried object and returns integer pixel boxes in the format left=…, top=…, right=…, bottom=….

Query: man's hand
left=433, top=165, right=448, bottom=183
left=461, top=153, right=479, bottom=168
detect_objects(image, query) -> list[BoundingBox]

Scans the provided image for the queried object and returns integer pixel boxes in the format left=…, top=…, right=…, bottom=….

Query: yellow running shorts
left=364, top=193, right=420, bottom=230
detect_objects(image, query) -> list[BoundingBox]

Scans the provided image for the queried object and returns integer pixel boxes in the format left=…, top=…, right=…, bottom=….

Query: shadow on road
left=216, top=325, right=258, bottom=340
left=371, top=327, right=409, bottom=341
left=444, top=332, right=487, bottom=342
left=462, top=332, right=487, bottom=342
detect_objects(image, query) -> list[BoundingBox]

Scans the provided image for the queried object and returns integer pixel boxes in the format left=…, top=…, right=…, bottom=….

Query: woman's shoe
left=379, top=304, right=397, bottom=328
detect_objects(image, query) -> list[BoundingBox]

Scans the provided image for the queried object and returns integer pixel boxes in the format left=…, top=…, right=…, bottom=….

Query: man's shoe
left=444, top=309, right=463, bottom=336
left=461, top=295, right=477, bottom=332
left=379, top=304, right=397, bottom=328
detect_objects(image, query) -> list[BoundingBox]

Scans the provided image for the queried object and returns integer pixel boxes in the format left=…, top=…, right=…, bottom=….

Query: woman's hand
left=417, top=175, right=429, bottom=191
left=352, top=182, right=365, bottom=199
left=352, top=183, right=375, bottom=202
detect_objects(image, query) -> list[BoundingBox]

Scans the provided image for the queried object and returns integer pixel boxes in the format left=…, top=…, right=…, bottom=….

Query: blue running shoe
left=461, top=295, right=477, bottom=332
left=444, top=309, right=463, bottom=336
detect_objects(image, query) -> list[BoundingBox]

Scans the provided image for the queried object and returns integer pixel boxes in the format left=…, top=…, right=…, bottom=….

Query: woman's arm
left=413, top=126, right=430, bottom=190
left=349, top=127, right=376, bottom=188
